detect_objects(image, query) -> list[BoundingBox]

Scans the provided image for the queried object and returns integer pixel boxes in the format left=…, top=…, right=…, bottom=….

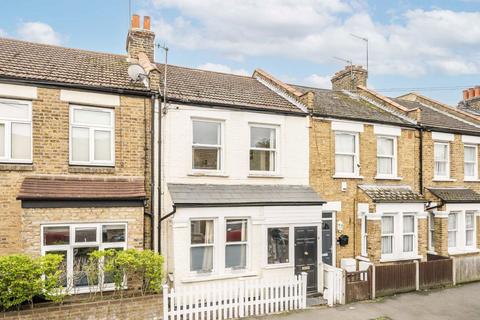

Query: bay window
left=335, top=132, right=359, bottom=176
left=403, top=215, right=415, bottom=253
left=434, top=142, right=450, bottom=179
left=428, top=213, right=435, bottom=251
left=70, top=106, right=114, bottom=166
left=250, top=125, right=277, bottom=172
left=225, top=219, right=248, bottom=269
left=381, top=213, right=418, bottom=260
left=0, top=98, right=32, bottom=163
left=448, top=212, right=458, bottom=248
left=41, top=223, right=126, bottom=293
left=381, top=216, right=394, bottom=255
left=267, top=227, right=289, bottom=265
left=377, top=136, right=397, bottom=178
left=190, top=220, right=214, bottom=273
left=192, top=120, right=222, bottom=171
left=465, top=211, right=475, bottom=247
left=464, top=145, right=478, bottom=180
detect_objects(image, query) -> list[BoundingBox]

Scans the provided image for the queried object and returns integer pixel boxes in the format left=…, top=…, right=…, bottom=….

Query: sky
left=1, top=0, right=479, bottom=105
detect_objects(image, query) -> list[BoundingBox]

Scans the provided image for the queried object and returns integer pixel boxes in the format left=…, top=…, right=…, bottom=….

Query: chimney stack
left=463, top=87, right=480, bottom=101
left=331, top=65, right=368, bottom=91
left=126, top=14, right=155, bottom=61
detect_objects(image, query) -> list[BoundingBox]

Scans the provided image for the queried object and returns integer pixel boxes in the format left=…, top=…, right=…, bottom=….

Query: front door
left=294, top=226, right=318, bottom=293
left=322, top=220, right=333, bottom=265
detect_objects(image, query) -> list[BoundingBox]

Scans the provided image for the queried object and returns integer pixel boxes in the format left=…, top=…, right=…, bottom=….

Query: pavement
left=252, top=281, right=480, bottom=320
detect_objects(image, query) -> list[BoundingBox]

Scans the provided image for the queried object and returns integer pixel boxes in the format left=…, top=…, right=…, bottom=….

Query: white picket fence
left=163, top=273, right=308, bottom=320
left=323, top=264, right=345, bottom=306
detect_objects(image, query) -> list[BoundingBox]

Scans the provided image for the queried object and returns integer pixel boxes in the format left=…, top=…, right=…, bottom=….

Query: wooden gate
left=345, top=267, right=371, bottom=303
left=375, top=262, right=416, bottom=297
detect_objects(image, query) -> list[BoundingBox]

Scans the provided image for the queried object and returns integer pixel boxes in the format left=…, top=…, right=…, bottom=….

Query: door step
left=306, top=296, right=328, bottom=307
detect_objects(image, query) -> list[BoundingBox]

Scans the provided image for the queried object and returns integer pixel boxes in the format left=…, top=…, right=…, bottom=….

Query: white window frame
left=428, top=213, right=435, bottom=252
left=434, top=142, right=450, bottom=180
left=224, top=218, right=249, bottom=271
left=381, top=215, right=395, bottom=256
left=41, top=222, right=127, bottom=294
left=249, top=124, right=279, bottom=174
left=376, top=135, right=397, bottom=178
left=381, top=212, right=418, bottom=261
left=464, top=144, right=478, bottom=180
left=189, top=219, right=216, bottom=274
left=334, top=131, right=360, bottom=177
left=402, top=214, right=415, bottom=253
left=465, top=211, right=476, bottom=248
left=69, top=105, right=115, bottom=166
left=191, top=118, right=224, bottom=173
left=448, top=212, right=458, bottom=249
left=361, top=215, right=368, bottom=257
left=0, top=98, right=32, bottom=163
left=265, top=225, right=292, bottom=267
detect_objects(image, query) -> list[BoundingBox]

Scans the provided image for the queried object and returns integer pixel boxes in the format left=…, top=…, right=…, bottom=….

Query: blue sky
left=1, top=0, right=479, bottom=104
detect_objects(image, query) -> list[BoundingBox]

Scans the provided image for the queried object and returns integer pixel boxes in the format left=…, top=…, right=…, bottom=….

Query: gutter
left=160, top=206, right=176, bottom=222
left=426, top=200, right=445, bottom=211
left=173, top=201, right=326, bottom=208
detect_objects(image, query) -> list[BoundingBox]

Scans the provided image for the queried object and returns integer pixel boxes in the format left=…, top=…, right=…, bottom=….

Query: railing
left=163, top=273, right=307, bottom=320
left=323, top=264, right=345, bottom=306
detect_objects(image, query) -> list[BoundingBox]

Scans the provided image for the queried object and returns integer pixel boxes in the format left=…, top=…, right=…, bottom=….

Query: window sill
left=427, top=250, right=437, bottom=255
left=0, top=163, right=33, bottom=171
left=355, top=255, right=371, bottom=262
left=69, top=166, right=115, bottom=174
left=380, top=255, right=422, bottom=263
left=263, top=263, right=293, bottom=270
left=448, top=248, right=480, bottom=256
left=333, top=174, right=364, bottom=179
left=181, top=271, right=258, bottom=283
left=432, top=178, right=456, bottom=182
left=375, top=176, right=403, bottom=181
left=248, top=173, right=283, bottom=179
left=188, top=171, right=229, bottom=177
left=464, top=178, right=480, bottom=182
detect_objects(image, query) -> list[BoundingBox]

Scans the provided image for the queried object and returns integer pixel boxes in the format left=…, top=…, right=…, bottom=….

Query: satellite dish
left=128, top=64, right=149, bottom=87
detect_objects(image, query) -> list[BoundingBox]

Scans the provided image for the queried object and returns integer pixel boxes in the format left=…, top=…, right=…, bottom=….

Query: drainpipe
left=419, top=127, right=424, bottom=195
left=150, top=93, right=156, bottom=251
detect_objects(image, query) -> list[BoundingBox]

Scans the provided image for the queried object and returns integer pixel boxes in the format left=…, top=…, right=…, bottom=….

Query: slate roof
left=427, top=187, right=480, bottom=203
left=393, top=98, right=480, bottom=134
left=167, top=183, right=325, bottom=207
left=291, top=85, right=413, bottom=126
left=17, top=176, right=146, bottom=200
left=157, top=64, right=303, bottom=114
left=0, top=37, right=148, bottom=92
left=359, top=185, right=426, bottom=203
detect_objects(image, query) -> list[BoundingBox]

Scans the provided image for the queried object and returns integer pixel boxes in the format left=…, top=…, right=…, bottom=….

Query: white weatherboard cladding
left=432, top=131, right=454, bottom=142
left=462, top=135, right=480, bottom=144
left=60, top=89, right=120, bottom=107
left=374, top=125, right=401, bottom=136
left=164, top=104, right=309, bottom=185
left=171, top=205, right=323, bottom=290
left=331, top=121, right=364, bottom=132
left=0, top=83, right=37, bottom=99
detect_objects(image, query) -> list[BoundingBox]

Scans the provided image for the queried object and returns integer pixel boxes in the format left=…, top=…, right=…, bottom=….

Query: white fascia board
left=0, top=83, right=37, bottom=99
left=432, top=131, right=454, bottom=142
left=60, top=89, right=120, bottom=107
left=323, top=201, right=342, bottom=212
left=374, top=125, right=401, bottom=137
left=462, top=135, right=480, bottom=144
left=331, top=120, right=364, bottom=132
left=376, top=202, right=426, bottom=213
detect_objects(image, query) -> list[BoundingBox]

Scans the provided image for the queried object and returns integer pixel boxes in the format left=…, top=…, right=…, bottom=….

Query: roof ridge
left=0, top=36, right=128, bottom=58
left=156, top=62, right=254, bottom=79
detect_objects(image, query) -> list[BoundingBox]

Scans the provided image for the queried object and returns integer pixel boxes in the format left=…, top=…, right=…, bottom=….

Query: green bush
left=0, top=254, right=64, bottom=310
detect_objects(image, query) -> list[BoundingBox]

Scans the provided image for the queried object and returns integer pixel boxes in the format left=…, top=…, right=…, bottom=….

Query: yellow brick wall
left=309, top=118, right=420, bottom=265
left=0, top=87, right=152, bottom=255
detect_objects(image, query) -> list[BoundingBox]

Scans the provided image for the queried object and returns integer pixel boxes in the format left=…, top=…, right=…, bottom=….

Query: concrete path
left=253, top=282, right=480, bottom=320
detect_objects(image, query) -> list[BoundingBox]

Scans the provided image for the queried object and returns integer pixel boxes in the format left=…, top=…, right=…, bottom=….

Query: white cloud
left=197, top=62, right=249, bottom=76
left=303, top=74, right=332, bottom=89
left=17, top=22, right=61, bottom=45
left=0, top=28, right=7, bottom=37
left=149, top=1, right=480, bottom=77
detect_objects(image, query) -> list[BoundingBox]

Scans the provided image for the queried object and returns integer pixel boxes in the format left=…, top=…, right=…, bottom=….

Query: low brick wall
left=2, top=294, right=163, bottom=320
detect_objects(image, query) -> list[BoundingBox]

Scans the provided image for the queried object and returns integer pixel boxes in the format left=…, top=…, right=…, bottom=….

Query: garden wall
left=2, top=294, right=163, bottom=320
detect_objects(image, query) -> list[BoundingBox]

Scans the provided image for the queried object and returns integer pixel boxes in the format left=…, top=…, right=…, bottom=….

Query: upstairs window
left=0, top=99, right=32, bottom=163
left=335, top=132, right=359, bottom=176
left=70, top=106, right=114, bottom=166
left=434, top=142, right=450, bottom=179
left=377, top=136, right=397, bottom=177
left=464, top=145, right=478, bottom=180
left=192, top=120, right=222, bottom=171
left=250, top=125, right=277, bottom=172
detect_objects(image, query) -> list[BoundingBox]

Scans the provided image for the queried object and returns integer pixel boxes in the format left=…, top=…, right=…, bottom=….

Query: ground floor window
left=381, top=212, right=418, bottom=260
left=448, top=212, right=458, bottom=248
left=225, top=219, right=248, bottom=269
left=41, top=223, right=126, bottom=293
left=447, top=210, right=477, bottom=252
left=267, top=227, right=290, bottom=264
left=190, top=220, right=214, bottom=273
left=428, top=213, right=435, bottom=251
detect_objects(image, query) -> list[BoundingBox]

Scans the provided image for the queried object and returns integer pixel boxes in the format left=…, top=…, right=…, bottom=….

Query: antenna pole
left=350, top=33, right=369, bottom=73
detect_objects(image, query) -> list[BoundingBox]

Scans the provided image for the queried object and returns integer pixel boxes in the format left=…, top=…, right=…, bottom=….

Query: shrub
left=0, top=254, right=64, bottom=310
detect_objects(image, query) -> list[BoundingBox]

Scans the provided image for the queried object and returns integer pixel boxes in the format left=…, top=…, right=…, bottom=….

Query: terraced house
left=0, top=16, right=158, bottom=293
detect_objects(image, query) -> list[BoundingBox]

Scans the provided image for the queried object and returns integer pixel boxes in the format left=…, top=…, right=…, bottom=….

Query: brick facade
left=0, top=87, right=152, bottom=256
left=331, top=65, right=368, bottom=91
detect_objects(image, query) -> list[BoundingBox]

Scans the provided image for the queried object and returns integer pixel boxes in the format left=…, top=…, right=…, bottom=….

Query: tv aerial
left=128, top=64, right=149, bottom=88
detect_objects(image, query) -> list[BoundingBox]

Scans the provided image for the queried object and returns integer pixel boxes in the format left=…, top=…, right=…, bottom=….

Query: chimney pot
left=132, top=14, right=140, bottom=29
left=475, top=87, right=480, bottom=98
left=469, top=88, right=475, bottom=99
left=464, top=89, right=470, bottom=100
left=143, top=16, right=151, bottom=30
